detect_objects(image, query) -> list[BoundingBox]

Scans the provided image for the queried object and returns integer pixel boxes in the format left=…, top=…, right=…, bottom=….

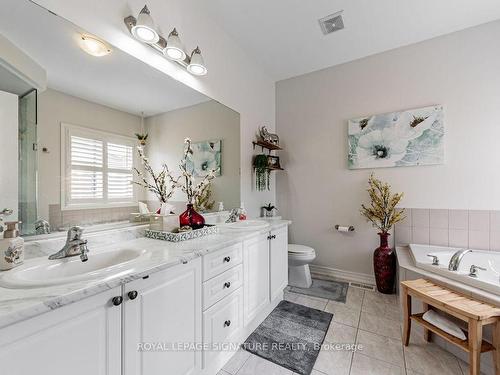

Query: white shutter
left=107, top=142, right=134, bottom=201
left=70, top=135, right=104, bottom=201
left=71, top=170, right=103, bottom=199
left=62, top=123, right=137, bottom=209
left=108, top=172, right=133, bottom=199
left=71, top=136, right=103, bottom=167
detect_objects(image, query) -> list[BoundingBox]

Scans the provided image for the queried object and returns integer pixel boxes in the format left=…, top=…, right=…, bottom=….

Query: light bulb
left=187, top=47, right=207, bottom=76
left=79, top=35, right=112, bottom=57
left=164, top=28, right=186, bottom=61
left=131, top=5, right=159, bottom=44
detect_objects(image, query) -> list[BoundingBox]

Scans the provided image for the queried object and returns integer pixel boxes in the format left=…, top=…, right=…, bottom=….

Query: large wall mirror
left=0, top=0, right=240, bottom=236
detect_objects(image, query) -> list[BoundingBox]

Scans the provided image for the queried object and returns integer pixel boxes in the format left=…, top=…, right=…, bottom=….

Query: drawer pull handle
left=128, top=290, right=138, bottom=300
left=224, top=282, right=231, bottom=289
left=112, top=296, right=123, bottom=306
left=223, top=256, right=231, bottom=263
left=224, top=320, right=231, bottom=327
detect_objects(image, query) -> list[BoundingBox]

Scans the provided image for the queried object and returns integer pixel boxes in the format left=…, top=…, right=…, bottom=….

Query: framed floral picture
left=348, top=105, right=444, bottom=169
left=186, top=139, right=222, bottom=177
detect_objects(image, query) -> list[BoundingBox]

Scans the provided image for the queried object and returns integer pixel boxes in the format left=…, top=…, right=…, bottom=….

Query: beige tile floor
left=218, top=287, right=479, bottom=375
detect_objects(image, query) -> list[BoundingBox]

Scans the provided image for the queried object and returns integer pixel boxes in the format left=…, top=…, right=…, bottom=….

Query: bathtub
left=409, top=244, right=500, bottom=296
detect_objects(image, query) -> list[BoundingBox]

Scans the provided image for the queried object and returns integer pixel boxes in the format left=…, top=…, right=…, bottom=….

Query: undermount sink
left=224, top=220, right=270, bottom=231
left=0, top=248, right=151, bottom=289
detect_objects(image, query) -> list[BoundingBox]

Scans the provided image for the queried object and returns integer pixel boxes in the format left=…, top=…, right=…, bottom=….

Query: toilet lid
left=288, top=244, right=315, bottom=254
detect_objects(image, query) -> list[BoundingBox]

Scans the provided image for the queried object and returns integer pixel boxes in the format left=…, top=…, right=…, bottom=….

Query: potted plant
left=135, top=133, right=148, bottom=146
left=253, top=154, right=270, bottom=191
left=360, top=174, right=405, bottom=294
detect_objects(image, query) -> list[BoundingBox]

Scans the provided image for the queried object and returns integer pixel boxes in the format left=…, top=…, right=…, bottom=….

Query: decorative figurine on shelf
left=179, top=138, right=217, bottom=229
left=259, top=126, right=280, bottom=146
left=360, top=174, right=405, bottom=294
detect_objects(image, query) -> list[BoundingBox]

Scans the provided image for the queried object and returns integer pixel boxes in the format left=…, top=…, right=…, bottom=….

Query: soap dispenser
left=0, top=221, right=24, bottom=271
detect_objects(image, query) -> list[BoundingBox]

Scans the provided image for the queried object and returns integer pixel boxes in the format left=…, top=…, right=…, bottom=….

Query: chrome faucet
left=448, top=249, right=471, bottom=271
left=48, top=226, right=89, bottom=262
left=225, top=209, right=239, bottom=223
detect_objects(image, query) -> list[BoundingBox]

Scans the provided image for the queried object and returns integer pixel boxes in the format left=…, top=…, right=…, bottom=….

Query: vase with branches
left=178, top=138, right=216, bottom=229
left=133, top=146, right=180, bottom=208
left=360, top=174, right=405, bottom=294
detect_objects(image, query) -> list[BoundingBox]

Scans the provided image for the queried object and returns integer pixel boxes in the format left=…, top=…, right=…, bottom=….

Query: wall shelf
left=252, top=140, right=282, bottom=152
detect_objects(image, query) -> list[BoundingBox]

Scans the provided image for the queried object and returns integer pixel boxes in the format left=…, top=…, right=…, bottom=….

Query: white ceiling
left=0, top=0, right=209, bottom=116
left=201, top=0, right=500, bottom=81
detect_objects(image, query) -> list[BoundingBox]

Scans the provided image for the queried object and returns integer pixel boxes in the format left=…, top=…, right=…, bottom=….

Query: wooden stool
left=401, top=279, right=500, bottom=375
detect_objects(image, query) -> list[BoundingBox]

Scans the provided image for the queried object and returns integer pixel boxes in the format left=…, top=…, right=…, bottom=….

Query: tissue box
left=149, top=214, right=178, bottom=232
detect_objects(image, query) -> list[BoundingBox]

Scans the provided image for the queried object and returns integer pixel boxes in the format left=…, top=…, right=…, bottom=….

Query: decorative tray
left=144, top=225, right=218, bottom=242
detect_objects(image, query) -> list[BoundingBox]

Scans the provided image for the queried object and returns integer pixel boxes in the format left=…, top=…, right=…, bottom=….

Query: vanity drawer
left=203, top=264, right=243, bottom=310
left=203, top=243, right=243, bottom=281
left=203, top=287, right=243, bottom=366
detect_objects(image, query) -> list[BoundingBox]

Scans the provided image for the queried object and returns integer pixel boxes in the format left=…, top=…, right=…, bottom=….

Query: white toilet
left=288, top=244, right=316, bottom=288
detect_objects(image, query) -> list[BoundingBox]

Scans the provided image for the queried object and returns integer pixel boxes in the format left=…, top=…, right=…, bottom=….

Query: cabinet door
left=203, top=287, right=244, bottom=367
left=123, top=258, right=202, bottom=375
left=243, top=234, right=270, bottom=326
left=270, top=226, right=289, bottom=301
left=0, top=287, right=122, bottom=375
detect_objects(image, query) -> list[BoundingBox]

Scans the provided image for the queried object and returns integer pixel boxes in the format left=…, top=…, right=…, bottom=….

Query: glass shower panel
left=18, top=89, right=37, bottom=235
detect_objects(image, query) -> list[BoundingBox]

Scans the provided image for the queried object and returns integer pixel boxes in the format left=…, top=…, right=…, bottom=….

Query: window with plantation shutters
left=61, top=123, right=137, bottom=209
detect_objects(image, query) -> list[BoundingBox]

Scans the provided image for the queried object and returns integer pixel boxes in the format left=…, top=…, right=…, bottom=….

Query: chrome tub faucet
left=448, top=249, right=471, bottom=271
left=48, top=226, right=89, bottom=262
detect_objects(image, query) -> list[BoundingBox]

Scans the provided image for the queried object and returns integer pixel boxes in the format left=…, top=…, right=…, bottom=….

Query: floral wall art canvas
left=186, top=139, right=222, bottom=177
left=348, top=105, right=444, bottom=169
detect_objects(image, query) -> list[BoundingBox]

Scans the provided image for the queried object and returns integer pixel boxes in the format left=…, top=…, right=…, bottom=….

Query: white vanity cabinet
left=243, top=233, right=271, bottom=325
left=269, top=226, right=288, bottom=301
left=0, top=287, right=122, bottom=375
left=123, top=258, right=202, bottom=375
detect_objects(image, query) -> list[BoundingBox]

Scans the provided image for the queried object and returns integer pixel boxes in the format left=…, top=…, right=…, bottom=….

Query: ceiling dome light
left=187, top=47, right=207, bottom=76
left=164, top=28, right=186, bottom=61
left=79, top=35, right=112, bottom=57
left=131, top=5, right=159, bottom=44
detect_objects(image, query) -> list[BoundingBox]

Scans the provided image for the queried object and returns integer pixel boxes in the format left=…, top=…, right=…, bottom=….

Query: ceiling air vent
left=318, top=11, right=344, bottom=35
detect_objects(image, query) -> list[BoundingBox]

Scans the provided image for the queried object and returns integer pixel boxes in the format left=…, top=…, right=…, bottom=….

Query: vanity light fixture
left=79, top=35, right=112, bottom=57
left=124, top=5, right=207, bottom=76
left=131, top=5, right=160, bottom=44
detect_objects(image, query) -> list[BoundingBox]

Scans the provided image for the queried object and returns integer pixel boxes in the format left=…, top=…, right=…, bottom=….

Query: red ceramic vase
left=373, top=232, right=396, bottom=294
left=179, top=204, right=205, bottom=229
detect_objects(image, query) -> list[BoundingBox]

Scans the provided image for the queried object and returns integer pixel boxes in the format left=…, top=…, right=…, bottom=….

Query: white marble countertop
left=0, top=219, right=290, bottom=329
left=396, top=245, right=500, bottom=306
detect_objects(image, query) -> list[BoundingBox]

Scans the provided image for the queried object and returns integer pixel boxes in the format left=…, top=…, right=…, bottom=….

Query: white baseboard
left=310, top=265, right=376, bottom=286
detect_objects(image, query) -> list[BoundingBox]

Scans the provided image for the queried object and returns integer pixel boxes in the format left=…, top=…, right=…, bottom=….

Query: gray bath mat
left=286, top=279, right=349, bottom=302
left=242, top=300, right=332, bottom=375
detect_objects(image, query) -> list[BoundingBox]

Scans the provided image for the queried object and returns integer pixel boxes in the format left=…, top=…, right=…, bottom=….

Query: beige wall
left=276, top=21, right=500, bottom=277
left=0, top=90, right=18, bottom=219
left=37, top=88, right=142, bottom=221
left=145, top=100, right=240, bottom=211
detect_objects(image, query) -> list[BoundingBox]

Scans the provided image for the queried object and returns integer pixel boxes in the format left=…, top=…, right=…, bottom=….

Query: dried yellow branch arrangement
left=360, top=174, right=405, bottom=234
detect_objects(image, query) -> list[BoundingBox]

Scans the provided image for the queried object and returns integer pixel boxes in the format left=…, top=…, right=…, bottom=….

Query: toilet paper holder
left=334, top=225, right=355, bottom=232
